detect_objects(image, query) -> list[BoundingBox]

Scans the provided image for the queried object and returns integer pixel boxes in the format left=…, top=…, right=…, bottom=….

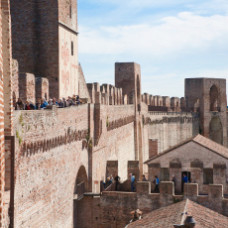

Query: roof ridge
left=180, top=199, right=189, bottom=225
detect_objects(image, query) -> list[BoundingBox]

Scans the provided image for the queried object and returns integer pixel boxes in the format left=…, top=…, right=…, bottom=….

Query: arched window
left=210, top=85, right=220, bottom=111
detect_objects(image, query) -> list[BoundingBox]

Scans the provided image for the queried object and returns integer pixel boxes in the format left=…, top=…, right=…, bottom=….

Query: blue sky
left=78, top=0, right=228, bottom=97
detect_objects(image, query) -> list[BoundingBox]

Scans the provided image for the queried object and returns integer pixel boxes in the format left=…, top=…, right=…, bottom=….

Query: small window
left=203, top=168, right=213, bottom=184
left=70, top=4, right=72, bottom=18
left=71, top=41, right=74, bottom=56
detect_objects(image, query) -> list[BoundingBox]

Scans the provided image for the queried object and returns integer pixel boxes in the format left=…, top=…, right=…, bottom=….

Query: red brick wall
left=0, top=5, right=4, bottom=227
left=11, top=0, right=59, bottom=98
left=58, top=0, right=78, bottom=31
left=149, top=139, right=158, bottom=158
left=11, top=103, right=140, bottom=226
left=13, top=105, right=89, bottom=227
left=77, top=182, right=228, bottom=228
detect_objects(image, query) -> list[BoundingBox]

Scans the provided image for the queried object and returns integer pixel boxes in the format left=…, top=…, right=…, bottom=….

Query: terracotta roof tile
left=127, top=199, right=228, bottom=228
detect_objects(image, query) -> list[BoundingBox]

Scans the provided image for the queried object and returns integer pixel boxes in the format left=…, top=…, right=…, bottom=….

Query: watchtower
left=11, top=0, right=79, bottom=99
left=185, top=78, right=227, bottom=146
left=115, top=62, right=141, bottom=112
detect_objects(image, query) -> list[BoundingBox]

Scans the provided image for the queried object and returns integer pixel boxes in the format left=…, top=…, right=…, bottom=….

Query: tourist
left=40, top=98, right=48, bottom=109
left=114, top=175, right=120, bottom=191
left=15, top=98, right=24, bottom=110
left=154, top=175, right=159, bottom=192
left=183, top=174, right=189, bottom=183
left=76, top=95, right=80, bottom=105
left=129, top=209, right=143, bottom=223
left=130, top=173, right=135, bottom=192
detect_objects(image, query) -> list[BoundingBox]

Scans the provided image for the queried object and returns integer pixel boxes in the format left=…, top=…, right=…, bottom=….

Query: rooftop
left=127, top=199, right=228, bottom=228
left=145, top=134, right=228, bottom=164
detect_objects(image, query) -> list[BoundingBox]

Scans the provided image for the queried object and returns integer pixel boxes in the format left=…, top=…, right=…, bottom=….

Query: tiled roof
left=192, top=134, right=228, bottom=159
left=127, top=199, right=228, bottom=228
left=145, top=134, right=228, bottom=164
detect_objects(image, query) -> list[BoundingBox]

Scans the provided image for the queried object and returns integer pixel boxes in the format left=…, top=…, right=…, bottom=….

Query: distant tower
left=115, top=62, right=144, bottom=175
left=10, top=0, right=79, bottom=99
left=115, top=62, right=141, bottom=112
left=185, top=78, right=227, bottom=146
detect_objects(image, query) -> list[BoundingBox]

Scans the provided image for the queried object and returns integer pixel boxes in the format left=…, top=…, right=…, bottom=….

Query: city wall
left=9, top=103, right=138, bottom=227
left=76, top=181, right=228, bottom=228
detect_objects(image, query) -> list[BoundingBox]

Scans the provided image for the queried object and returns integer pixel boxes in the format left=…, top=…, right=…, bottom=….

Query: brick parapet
left=142, top=92, right=187, bottom=112
left=79, top=181, right=228, bottom=227
left=87, top=82, right=125, bottom=105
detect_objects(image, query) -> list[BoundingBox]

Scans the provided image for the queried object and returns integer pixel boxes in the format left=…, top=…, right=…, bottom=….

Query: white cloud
left=79, top=12, right=228, bottom=57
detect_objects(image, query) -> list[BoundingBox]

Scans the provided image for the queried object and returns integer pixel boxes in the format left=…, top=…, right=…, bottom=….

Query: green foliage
left=19, top=114, right=23, bottom=124
left=16, top=130, right=22, bottom=145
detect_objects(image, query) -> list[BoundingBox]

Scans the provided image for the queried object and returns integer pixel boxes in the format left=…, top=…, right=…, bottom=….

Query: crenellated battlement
left=142, top=93, right=187, bottom=112
left=78, top=181, right=228, bottom=227
left=87, top=82, right=126, bottom=105
left=101, top=181, right=228, bottom=216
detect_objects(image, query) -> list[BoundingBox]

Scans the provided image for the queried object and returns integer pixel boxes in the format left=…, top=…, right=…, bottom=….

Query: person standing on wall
left=130, top=173, right=136, bottom=192
left=154, top=176, right=160, bottom=192
left=183, top=174, right=189, bottom=184
left=114, top=175, right=120, bottom=191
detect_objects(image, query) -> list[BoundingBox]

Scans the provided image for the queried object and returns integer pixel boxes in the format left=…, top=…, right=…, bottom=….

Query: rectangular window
left=71, top=41, right=74, bottom=56
left=203, top=168, right=213, bottom=184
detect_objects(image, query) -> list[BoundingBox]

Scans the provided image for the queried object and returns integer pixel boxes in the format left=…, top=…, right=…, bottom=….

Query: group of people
left=103, top=175, right=121, bottom=191
left=14, top=95, right=82, bottom=110
left=103, top=173, right=190, bottom=193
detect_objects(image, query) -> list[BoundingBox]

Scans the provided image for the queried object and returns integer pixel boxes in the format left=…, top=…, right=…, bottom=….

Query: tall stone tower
left=115, top=62, right=144, bottom=175
left=10, top=0, right=79, bottom=99
left=185, top=78, right=227, bottom=146
left=115, top=62, right=141, bottom=111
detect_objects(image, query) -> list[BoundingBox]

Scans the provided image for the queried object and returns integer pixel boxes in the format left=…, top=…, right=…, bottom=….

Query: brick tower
left=10, top=0, right=79, bottom=99
left=185, top=78, right=227, bottom=146
left=115, top=62, right=144, bottom=176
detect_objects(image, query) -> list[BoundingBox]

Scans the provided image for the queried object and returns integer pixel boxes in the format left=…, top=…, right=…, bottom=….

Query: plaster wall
left=146, top=112, right=199, bottom=154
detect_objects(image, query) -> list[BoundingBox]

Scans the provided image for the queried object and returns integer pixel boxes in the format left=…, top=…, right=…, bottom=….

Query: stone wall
left=92, top=104, right=136, bottom=192
left=76, top=181, right=228, bottom=228
left=145, top=112, right=199, bottom=154
left=11, top=103, right=139, bottom=227
left=78, top=64, right=90, bottom=101
left=0, top=5, right=4, bottom=228
left=185, top=78, right=227, bottom=146
left=19, top=73, right=36, bottom=104
left=13, top=105, right=89, bottom=228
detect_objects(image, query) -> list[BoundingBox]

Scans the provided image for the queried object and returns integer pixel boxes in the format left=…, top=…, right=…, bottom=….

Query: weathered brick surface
left=35, top=77, right=49, bottom=100
left=78, top=64, right=90, bottom=101
left=11, top=103, right=142, bottom=227
left=185, top=78, right=227, bottom=146
left=19, top=73, right=36, bottom=104
left=145, top=112, right=199, bottom=154
left=11, top=0, right=79, bottom=98
left=77, top=182, right=228, bottom=228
